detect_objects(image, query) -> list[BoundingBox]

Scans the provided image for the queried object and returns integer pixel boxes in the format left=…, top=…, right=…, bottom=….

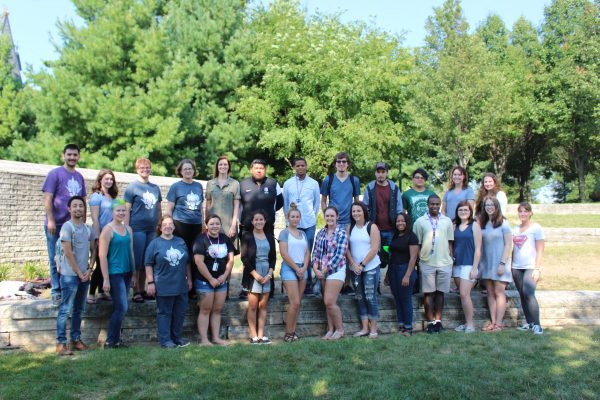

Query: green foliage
left=0, top=263, right=10, bottom=281
left=22, top=262, right=48, bottom=281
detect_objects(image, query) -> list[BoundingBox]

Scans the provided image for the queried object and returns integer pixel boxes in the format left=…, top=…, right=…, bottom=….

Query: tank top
left=349, top=224, right=380, bottom=271
left=453, top=223, right=475, bottom=266
left=107, top=226, right=134, bottom=274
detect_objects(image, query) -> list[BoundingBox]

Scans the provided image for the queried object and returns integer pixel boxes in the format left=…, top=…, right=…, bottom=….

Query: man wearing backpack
left=362, top=162, right=403, bottom=269
left=321, top=152, right=360, bottom=295
left=55, top=196, right=97, bottom=355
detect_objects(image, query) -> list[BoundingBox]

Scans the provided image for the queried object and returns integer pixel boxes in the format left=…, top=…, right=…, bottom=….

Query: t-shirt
left=42, top=166, right=87, bottom=227
left=123, top=180, right=162, bottom=232
left=402, top=188, right=436, bottom=224
left=389, top=231, right=419, bottom=266
left=413, top=213, right=454, bottom=267
left=144, top=236, right=189, bottom=296
left=89, top=192, right=113, bottom=230
left=167, top=180, right=204, bottom=224
left=375, top=184, right=393, bottom=231
left=192, top=233, right=234, bottom=281
left=443, top=187, right=475, bottom=220
left=512, top=223, right=544, bottom=269
left=321, top=174, right=360, bottom=225
left=205, top=177, right=241, bottom=233
left=278, top=228, right=308, bottom=264
left=59, top=221, right=97, bottom=276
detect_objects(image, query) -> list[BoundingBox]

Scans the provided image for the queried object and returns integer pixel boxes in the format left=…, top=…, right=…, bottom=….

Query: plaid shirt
left=312, top=226, right=348, bottom=275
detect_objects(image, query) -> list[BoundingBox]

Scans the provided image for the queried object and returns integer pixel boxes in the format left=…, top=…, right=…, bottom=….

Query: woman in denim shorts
left=279, top=203, right=310, bottom=342
left=193, top=214, right=234, bottom=345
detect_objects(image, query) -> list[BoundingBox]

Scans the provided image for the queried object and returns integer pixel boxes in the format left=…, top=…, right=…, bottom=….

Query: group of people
left=44, top=146, right=545, bottom=354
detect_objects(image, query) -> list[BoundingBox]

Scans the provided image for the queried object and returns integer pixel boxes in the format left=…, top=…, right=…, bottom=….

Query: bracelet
left=499, top=261, right=506, bottom=266
left=147, top=281, right=155, bottom=285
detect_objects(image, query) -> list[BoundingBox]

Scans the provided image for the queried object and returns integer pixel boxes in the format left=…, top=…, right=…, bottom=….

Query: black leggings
left=89, top=254, right=104, bottom=295
left=512, top=269, right=540, bottom=326
left=173, top=220, right=203, bottom=257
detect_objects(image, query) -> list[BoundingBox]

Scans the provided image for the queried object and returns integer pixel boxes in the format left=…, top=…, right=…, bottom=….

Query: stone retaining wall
left=2, top=290, right=599, bottom=351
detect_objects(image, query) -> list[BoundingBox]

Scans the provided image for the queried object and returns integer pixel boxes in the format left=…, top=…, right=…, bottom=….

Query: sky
left=2, top=0, right=551, bottom=79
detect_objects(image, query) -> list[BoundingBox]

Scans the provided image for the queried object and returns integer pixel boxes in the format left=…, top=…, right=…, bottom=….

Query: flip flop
left=482, top=324, right=496, bottom=332
left=86, top=295, right=97, bottom=304
left=132, top=293, right=145, bottom=303
left=353, top=331, right=369, bottom=337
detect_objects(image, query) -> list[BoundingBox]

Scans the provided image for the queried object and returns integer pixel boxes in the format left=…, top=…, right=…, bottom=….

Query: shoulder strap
left=350, top=174, right=357, bottom=195
left=326, top=173, right=334, bottom=195
left=366, top=221, right=372, bottom=235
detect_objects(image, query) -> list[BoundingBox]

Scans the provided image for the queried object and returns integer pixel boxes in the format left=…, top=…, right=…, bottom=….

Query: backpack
left=55, top=221, right=92, bottom=274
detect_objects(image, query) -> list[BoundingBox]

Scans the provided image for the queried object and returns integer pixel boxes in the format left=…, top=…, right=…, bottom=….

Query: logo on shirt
left=66, top=177, right=82, bottom=197
left=513, top=235, right=528, bottom=249
left=164, top=246, right=184, bottom=267
left=186, top=191, right=200, bottom=210
left=142, top=190, right=158, bottom=210
left=208, top=243, right=228, bottom=259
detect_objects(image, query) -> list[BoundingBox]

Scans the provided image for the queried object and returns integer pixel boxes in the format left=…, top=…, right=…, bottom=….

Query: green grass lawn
left=1, top=328, right=598, bottom=399
left=505, top=214, right=600, bottom=228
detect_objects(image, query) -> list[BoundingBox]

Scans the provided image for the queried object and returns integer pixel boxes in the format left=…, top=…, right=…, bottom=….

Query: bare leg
left=323, top=279, right=344, bottom=337
left=459, top=279, right=475, bottom=328
left=433, top=291, right=445, bottom=321
left=494, top=280, right=507, bottom=327
left=423, top=292, right=434, bottom=321
left=197, top=292, right=215, bottom=345
left=247, top=293, right=260, bottom=339
left=283, top=280, right=306, bottom=334
left=485, top=280, right=497, bottom=326
left=210, top=291, right=228, bottom=345
left=257, top=293, right=270, bottom=338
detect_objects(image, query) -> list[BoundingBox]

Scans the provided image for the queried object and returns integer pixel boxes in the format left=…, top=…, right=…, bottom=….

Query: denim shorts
left=280, top=261, right=308, bottom=281
left=194, top=278, right=228, bottom=294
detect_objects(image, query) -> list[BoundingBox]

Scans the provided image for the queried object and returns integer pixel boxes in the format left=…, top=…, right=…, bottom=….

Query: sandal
left=368, top=332, right=378, bottom=339
left=142, top=291, right=155, bottom=300
left=321, top=331, right=334, bottom=340
left=97, top=293, right=111, bottom=301
left=86, top=295, right=97, bottom=304
left=482, top=324, right=496, bottom=332
left=353, top=330, right=369, bottom=338
left=330, top=331, right=344, bottom=340
left=284, top=333, right=294, bottom=343
left=132, top=292, right=145, bottom=303
left=492, top=324, right=504, bottom=332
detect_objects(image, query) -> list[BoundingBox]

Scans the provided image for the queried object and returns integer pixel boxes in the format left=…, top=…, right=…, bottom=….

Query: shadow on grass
left=0, top=328, right=599, bottom=399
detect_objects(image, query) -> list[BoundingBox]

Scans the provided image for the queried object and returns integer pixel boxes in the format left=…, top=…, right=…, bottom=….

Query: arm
left=145, top=266, right=156, bottom=296
left=275, top=183, right=284, bottom=211
left=62, top=240, right=88, bottom=281
left=124, top=202, right=132, bottom=226
left=194, top=254, right=220, bottom=288
left=498, top=228, right=512, bottom=276
left=230, top=198, right=240, bottom=237
left=127, top=226, right=136, bottom=272
left=99, top=227, right=112, bottom=292
left=279, top=240, right=299, bottom=273
left=352, top=177, right=360, bottom=202
left=532, top=239, right=545, bottom=282
left=402, top=244, right=419, bottom=286
left=43, top=192, right=56, bottom=235
left=165, top=201, right=175, bottom=217
left=470, top=223, right=482, bottom=280
left=91, top=204, right=101, bottom=236
left=320, top=195, right=328, bottom=213
left=361, top=224, right=381, bottom=266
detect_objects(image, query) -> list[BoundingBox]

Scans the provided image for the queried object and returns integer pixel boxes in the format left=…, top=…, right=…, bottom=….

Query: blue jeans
left=56, top=275, right=89, bottom=343
left=156, top=293, right=188, bottom=346
left=354, top=267, right=380, bottom=320
left=379, top=230, right=394, bottom=269
left=133, top=231, right=156, bottom=270
left=299, top=225, right=316, bottom=291
left=389, top=263, right=417, bottom=329
left=107, top=272, right=132, bottom=344
left=45, top=224, right=62, bottom=297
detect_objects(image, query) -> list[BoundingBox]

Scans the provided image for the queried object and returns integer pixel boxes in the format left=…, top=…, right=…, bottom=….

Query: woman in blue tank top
left=99, top=199, right=135, bottom=348
left=452, top=200, right=481, bottom=333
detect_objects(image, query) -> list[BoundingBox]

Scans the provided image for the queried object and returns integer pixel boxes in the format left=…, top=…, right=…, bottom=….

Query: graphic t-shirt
left=402, top=188, right=436, bottom=223
left=123, top=180, right=162, bottom=232
left=192, top=233, right=234, bottom=281
left=59, top=221, right=97, bottom=276
left=144, top=236, right=189, bottom=296
left=42, top=167, right=87, bottom=226
left=512, top=223, right=544, bottom=269
left=167, top=180, right=204, bottom=224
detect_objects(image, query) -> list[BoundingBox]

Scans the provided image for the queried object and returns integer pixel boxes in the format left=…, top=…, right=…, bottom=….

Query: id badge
left=212, top=261, right=218, bottom=272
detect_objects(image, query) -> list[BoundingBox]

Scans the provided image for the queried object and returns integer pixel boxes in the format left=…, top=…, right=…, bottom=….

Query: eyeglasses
left=485, top=204, right=495, bottom=208
left=336, top=160, right=348, bottom=164
left=413, top=175, right=425, bottom=180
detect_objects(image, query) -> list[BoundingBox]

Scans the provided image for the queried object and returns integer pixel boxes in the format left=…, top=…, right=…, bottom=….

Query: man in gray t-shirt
left=55, top=196, right=97, bottom=355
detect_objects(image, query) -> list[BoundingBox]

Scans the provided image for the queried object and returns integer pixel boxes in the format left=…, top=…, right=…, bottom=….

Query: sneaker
left=70, top=340, right=89, bottom=351
left=260, top=336, right=272, bottom=344
left=161, top=342, right=178, bottom=349
left=426, top=322, right=435, bottom=334
left=517, top=323, right=532, bottom=331
left=175, top=338, right=190, bottom=348
left=434, top=321, right=444, bottom=333
left=55, top=343, right=73, bottom=356
left=464, top=326, right=476, bottom=333
left=51, top=294, right=62, bottom=308
left=401, top=328, right=413, bottom=337
left=454, top=324, right=466, bottom=332
left=105, top=342, right=128, bottom=349
left=249, top=337, right=260, bottom=345
left=532, top=325, right=544, bottom=335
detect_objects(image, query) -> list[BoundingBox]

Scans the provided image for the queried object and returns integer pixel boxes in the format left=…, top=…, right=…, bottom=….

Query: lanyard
left=427, top=213, right=439, bottom=255
left=207, top=233, right=221, bottom=271
left=295, top=176, right=305, bottom=203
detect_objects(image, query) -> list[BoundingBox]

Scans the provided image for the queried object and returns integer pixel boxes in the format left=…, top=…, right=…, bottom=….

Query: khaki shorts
left=420, top=263, right=452, bottom=293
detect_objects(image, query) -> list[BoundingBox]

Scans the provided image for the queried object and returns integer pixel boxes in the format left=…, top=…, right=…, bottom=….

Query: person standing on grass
left=312, top=206, right=348, bottom=340
left=385, top=213, right=419, bottom=336
left=145, top=216, right=192, bottom=349
left=42, top=144, right=87, bottom=306
left=283, top=157, right=320, bottom=296
left=241, top=211, right=276, bottom=344
left=193, top=214, right=235, bottom=346
left=475, top=172, right=508, bottom=218
left=88, top=169, right=118, bottom=304
left=512, top=202, right=545, bottom=335
left=320, top=152, right=360, bottom=295
left=413, top=194, right=454, bottom=334
left=347, top=202, right=381, bottom=339
left=238, top=159, right=283, bottom=299
left=479, top=196, right=512, bottom=332
left=279, top=203, right=310, bottom=342
left=402, top=168, right=436, bottom=224
left=100, top=199, right=135, bottom=349
left=55, top=196, right=97, bottom=356
left=452, top=201, right=482, bottom=333
left=124, top=158, right=162, bottom=304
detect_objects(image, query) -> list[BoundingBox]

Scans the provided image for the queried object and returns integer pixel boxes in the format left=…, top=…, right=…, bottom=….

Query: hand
left=102, top=281, right=111, bottom=293
left=228, top=226, right=236, bottom=238
left=315, top=269, right=324, bottom=280
left=469, top=268, right=478, bottom=281
left=401, top=276, right=410, bottom=287
left=146, top=283, right=156, bottom=297
left=80, top=270, right=91, bottom=282
left=261, top=274, right=272, bottom=285
left=354, top=265, right=363, bottom=275
left=532, top=269, right=541, bottom=283
left=497, top=264, right=505, bottom=276
left=47, top=220, right=56, bottom=236
left=383, top=273, right=390, bottom=286
left=187, top=279, right=193, bottom=291
left=210, top=278, right=220, bottom=288
left=296, top=267, right=305, bottom=280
